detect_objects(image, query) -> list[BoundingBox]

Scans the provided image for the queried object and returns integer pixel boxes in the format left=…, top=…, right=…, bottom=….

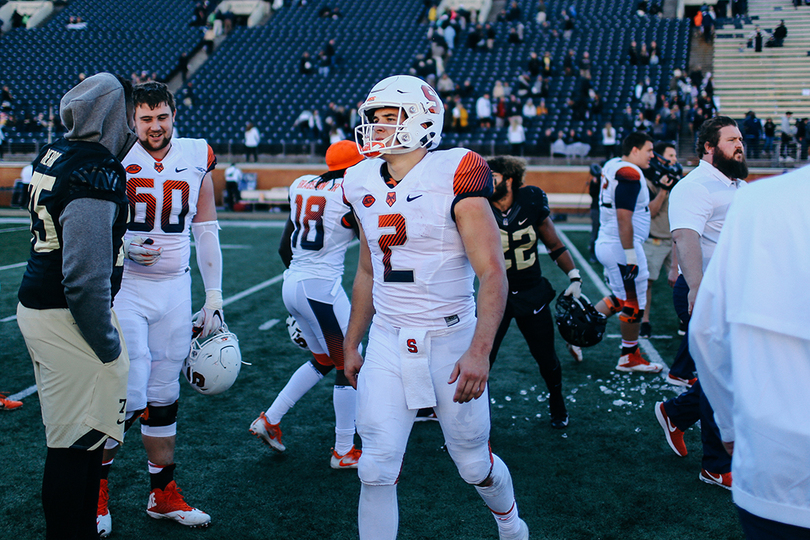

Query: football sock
left=101, top=458, right=114, bottom=480
left=475, top=455, right=522, bottom=537
left=148, top=461, right=175, bottom=491
left=333, top=384, right=357, bottom=455
left=621, top=340, right=639, bottom=356
left=358, top=483, right=398, bottom=540
left=266, top=362, right=324, bottom=424
left=42, top=446, right=103, bottom=540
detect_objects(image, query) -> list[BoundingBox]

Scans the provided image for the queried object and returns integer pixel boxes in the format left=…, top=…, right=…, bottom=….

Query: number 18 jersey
left=122, top=138, right=216, bottom=279
left=286, top=173, right=354, bottom=281
left=343, top=148, right=493, bottom=330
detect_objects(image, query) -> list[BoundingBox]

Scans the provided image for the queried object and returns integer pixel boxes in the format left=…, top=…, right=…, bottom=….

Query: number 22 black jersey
left=491, top=185, right=551, bottom=292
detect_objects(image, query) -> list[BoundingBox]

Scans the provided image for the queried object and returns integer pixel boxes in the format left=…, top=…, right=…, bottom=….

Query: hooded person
left=16, top=72, right=137, bottom=540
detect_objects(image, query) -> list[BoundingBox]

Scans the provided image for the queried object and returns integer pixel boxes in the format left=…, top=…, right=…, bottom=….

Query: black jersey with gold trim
left=491, top=185, right=551, bottom=291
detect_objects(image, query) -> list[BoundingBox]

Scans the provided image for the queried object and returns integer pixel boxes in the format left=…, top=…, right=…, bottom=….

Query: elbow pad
left=191, top=220, right=222, bottom=292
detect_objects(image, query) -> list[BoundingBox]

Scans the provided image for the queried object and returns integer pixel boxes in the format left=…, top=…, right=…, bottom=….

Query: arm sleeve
left=451, top=151, right=493, bottom=222
left=278, top=218, right=294, bottom=268
left=60, top=198, right=122, bottom=363
left=191, top=221, right=222, bottom=291
left=613, top=166, right=642, bottom=211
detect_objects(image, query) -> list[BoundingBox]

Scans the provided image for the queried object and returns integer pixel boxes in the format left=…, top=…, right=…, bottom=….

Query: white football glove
left=192, top=290, right=224, bottom=339
left=123, top=236, right=162, bottom=266
left=564, top=269, right=582, bottom=299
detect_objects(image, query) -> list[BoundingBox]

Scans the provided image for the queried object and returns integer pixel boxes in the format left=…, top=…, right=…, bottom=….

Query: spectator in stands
left=244, top=121, right=260, bottom=162
left=522, top=98, right=537, bottom=127
left=531, top=75, right=548, bottom=98
left=178, top=53, right=190, bottom=83
left=628, top=41, right=639, bottom=65
left=749, top=26, right=765, bottom=52
left=635, top=111, right=652, bottom=132
left=224, top=163, right=243, bottom=211
left=467, top=24, right=484, bottom=50
left=494, top=96, right=508, bottom=128
left=542, top=51, right=553, bottom=76
left=459, top=79, right=475, bottom=98
left=651, top=115, right=667, bottom=141
left=300, top=52, right=315, bottom=75
left=743, top=111, right=762, bottom=159
left=579, top=51, right=592, bottom=79
left=536, top=98, right=548, bottom=117
left=781, top=111, right=795, bottom=159
left=641, top=87, right=657, bottom=116
left=443, top=97, right=456, bottom=133
left=506, top=94, right=522, bottom=123
left=639, top=43, right=650, bottom=65
left=203, top=25, right=216, bottom=54
left=318, top=51, right=332, bottom=76
left=536, top=0, right=547, bottom=23
left=515, top=73, right=532, bottom=98
left=323, top=38, right=336, bottom=59
left=476, top=93, right=493, bottom=129
left=702, top=6, right=715, bottom=43
left=181, top=82, right=195, bottom=107
left=506, top=1, right=522, bottom=21
left=649, top=41, right=659, bottom=65
left=508, top=117, right=526, bottom=156
left=1, top=86, right=14, bottom=112
left=437, top=73, right=455, bottom=98
left=563, top=49, right=575, bottom=76
left=562, top=9, right=574, bottom=40
left=485, top=23, right=496, bottom=50
left=528, top=52, right=541, bottom=77
left=492, top=80, right=505, bottom=100
left=507, top=26, right=523, bottom=44
left=452, top=98, right=469, bottom=132
left=665, top=107, right=681, bottom=141
left=761, top=117, right=775, bottom=158
left=773, top=19, right=787, bottom=46
left=602, top=121, right=618, bottom=159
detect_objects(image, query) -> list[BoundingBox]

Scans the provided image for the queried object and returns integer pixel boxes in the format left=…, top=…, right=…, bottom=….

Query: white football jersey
left=343, top=148, right=493, bottom=329
left=597, top=157, right=650, bottom=244
left=286, top=173, right=354, bottom=280
left=122, top=138, right=216, bottom=279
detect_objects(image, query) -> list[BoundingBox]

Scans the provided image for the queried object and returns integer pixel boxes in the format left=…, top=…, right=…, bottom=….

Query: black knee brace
left=141, top=401, right=179, bottom=427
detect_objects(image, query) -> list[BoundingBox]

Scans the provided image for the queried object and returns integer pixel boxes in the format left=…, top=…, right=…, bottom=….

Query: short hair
left=487, top=155, right=526, bottom=189
left=696, top=116, right=737, bottom=157
left=654, top=141, right=676, bottom=155
left=621, top=131, right=653, bottom=156
left=133, top=81, right=175, bottom=113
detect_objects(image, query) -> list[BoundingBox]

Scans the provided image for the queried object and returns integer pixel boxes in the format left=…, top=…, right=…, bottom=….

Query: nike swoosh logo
left=533, top=306, right=545, bottom=314
left=511, top=291, right=519, bottom=295
left=175, top=167, right=187, bottom=173
left=704, top=471, right=723, bottom=483
left=665, top=415, right=678, bottom=433
left=519, top=218, right=528, bottom=225
left=117, top=419, right=124, bottom=424
left=406, top=194, right=423, bottom=202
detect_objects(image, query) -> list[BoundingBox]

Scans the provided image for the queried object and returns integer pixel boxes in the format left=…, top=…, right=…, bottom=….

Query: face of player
left=370, top=107, right=402, bottom=147
left=490, top=172, right=510, bottom=202
left=135, top=102, right=175, bottom=158
left=630, top=140, right=654, bottom=169
left=710, top=125, right=747, bottom=179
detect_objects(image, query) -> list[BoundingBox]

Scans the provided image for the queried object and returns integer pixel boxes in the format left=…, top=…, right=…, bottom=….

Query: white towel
left=398, top=328, right=437, bottom=410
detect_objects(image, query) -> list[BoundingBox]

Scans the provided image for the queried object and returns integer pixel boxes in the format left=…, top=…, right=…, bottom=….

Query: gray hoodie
left=59, top=73, right=136, bottom=362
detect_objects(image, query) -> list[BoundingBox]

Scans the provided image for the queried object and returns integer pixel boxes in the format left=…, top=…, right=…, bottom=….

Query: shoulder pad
left=615, top=166, right=642, bottom=182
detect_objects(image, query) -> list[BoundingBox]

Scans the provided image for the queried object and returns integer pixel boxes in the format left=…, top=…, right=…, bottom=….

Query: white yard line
left=259, top=319, right=280, bottom=330
left=0, top=262, right=27, bottom=271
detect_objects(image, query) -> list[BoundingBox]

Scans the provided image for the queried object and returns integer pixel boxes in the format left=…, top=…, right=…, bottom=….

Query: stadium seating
left=0, top=0, right=690, bottom=156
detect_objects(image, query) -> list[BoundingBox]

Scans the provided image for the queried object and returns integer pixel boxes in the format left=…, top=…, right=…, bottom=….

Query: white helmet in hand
left=184, top=325, right=242, bottom=395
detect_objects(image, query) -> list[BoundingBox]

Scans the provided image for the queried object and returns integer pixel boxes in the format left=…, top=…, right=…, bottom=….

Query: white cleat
left=566, top=343, right=583, bottom=362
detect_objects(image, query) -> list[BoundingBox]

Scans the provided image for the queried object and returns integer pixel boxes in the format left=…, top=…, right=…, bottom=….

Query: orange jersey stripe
left=453, top=151, right=492, bottom=196
left=615, top=166, right=641, bottom=182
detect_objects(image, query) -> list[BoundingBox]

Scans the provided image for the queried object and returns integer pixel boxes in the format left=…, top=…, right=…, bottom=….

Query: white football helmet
left=286, top=314, right=310, bottom=351
left=354, top=75, right=444, bottom=157
left=183, top=325, right=242, bottom=395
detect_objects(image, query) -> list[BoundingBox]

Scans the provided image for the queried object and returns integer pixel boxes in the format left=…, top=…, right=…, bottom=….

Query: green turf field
left=0, top=216, right=743, bottom=539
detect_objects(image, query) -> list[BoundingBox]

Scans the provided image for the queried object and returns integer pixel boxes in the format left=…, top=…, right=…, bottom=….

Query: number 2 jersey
left=491, top=185, right=551, bottom=292
left=597, top=157, right=650, bottom=244
left=286, top=173, right=354, bottom=281
left=343, top=148, right=493, bottom=330
left=122, top=138, right=216, bottom=279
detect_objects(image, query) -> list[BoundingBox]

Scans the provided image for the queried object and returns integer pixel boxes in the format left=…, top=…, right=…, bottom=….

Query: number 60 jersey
left=122, top=138, right=216, bottom=278
left=343, top=148, right=493, bottom=330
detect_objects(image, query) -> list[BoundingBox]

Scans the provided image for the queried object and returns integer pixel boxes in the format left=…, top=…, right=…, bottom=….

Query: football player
left=16, top=73, right=136, bottom=540
left=343, top=75, right=528, bottom=540
left=249, top=140, right=364, bottom=469
left=487, top=155, right=583, bottom=429
left=97, top=81, right=221, bottom=535
left=593, top=131, right=664, bottom=373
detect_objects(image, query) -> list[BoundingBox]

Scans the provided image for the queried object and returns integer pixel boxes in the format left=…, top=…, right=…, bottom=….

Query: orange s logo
left=421, top=85, right=440, bottom=114
left=407, top=339, right=418, bottom=353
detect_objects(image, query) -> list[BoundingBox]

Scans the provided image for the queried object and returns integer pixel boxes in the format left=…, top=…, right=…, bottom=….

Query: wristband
left=567, top=268, right=581, bottom=281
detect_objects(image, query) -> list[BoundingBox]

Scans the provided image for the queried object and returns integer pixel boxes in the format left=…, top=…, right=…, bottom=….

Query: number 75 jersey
left=343, top=148, right=493, bottom=330
left=122, top=138, right=216, bottom=278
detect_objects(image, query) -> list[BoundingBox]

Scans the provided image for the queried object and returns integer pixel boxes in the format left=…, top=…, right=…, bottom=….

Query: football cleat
left=146, top=481, right=211, bottom=527
left=97, top=479, right=112, bottom=538
left=616, top=349, right=663, bottom=373
left=699, top=469, right=732, bottom=490
left=0, top=394, right=22, bottom=410
left=665, top=373, right=697, bottom=387
left=566, top=343, right=583, bottom=362
left=331, top=446, right=362, bottom=469
left=677, top=320, right=687, bottom=336
left=549, top=391, right=569, bottom=429
left=654, top=402, right=687, bottom=457
left=249, top=412, right=286, bottom=452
